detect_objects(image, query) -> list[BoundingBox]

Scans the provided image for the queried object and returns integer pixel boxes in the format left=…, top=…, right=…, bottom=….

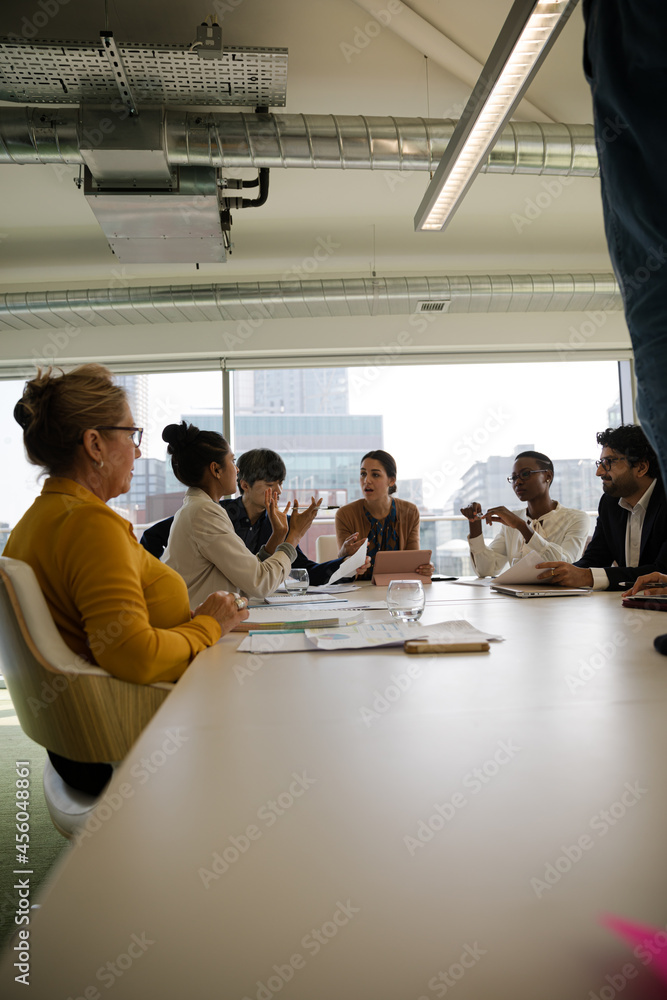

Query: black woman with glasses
left=536, top=425, right=667, bottom=592
left=5, top=365, right=248, bottom=795
left=460, top=450, right=590, bottom=579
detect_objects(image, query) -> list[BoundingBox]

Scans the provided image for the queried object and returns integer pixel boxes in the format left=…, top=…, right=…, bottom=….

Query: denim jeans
left=583, top=0, right=667, bottom=483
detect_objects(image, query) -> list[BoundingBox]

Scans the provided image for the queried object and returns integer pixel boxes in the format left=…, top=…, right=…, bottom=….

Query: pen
left=404, top=640, right=490, bottom=654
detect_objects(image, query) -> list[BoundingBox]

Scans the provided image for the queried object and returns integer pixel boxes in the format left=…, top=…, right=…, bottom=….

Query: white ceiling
left=0, top=0, right=629, bottom=371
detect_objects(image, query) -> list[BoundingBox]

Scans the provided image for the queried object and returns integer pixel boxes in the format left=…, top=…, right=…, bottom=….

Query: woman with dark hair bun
left=162, top=422, right=322, bottom=605
left=460, top=449, right=590, bottom=577
left=334, top=450, right=432, bottom=580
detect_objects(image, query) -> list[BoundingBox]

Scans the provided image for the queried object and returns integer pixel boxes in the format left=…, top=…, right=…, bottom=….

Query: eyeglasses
left=595, top=457, right=626, bottom=472
left=507, top=469, right=547, bottom=484
left=94, top=426, right=143, bottom=447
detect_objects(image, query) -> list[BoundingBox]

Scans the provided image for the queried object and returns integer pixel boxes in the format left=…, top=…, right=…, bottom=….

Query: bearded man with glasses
left=537, top=425, right=667, bottom=591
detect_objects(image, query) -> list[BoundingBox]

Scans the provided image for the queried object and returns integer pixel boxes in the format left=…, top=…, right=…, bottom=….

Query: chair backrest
left=0, top=556, right=171, bottom=763
left=316, top=533, right=339, bottom=563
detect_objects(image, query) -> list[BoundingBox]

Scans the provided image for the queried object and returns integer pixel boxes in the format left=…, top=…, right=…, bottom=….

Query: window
left=0, top=359, right=623, bottom=569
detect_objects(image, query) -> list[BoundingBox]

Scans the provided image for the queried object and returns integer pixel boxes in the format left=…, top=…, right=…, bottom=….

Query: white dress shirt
left=468, top=503, right=590, bottom=579
left=163, top=487, right=295, bottom=607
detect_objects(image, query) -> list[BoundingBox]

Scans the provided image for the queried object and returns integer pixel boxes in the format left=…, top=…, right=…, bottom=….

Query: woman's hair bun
left=13, top=399, right=31, bottom=430
left=13, top=371, right=57, bottom=431
left=162, top=421, right=200, bottom=451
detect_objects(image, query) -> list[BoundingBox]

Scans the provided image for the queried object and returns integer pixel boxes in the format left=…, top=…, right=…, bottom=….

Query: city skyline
left=0, top=359, right=622, bottom=535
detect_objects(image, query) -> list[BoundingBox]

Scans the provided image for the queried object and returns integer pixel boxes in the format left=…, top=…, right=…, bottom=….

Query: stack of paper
left=306, top=619, right=502, bottom=650
left=233, top=606, right=366, bottom=632
left=236, top=618, right=502, bottom=652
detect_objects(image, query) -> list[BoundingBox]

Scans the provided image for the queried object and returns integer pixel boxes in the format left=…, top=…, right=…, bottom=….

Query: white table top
left=2, top=582, right=667, bottom=999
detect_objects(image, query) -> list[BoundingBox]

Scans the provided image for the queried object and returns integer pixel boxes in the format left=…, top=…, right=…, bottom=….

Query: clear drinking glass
left=285, top=568, right=310, bottom=595
left=386, top=579, right=425, bottom=622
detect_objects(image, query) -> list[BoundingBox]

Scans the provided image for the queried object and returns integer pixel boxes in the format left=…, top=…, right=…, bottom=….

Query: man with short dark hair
left=221, top=448, right=363, bottom=585
left=537, top=425, right=667, bottom=590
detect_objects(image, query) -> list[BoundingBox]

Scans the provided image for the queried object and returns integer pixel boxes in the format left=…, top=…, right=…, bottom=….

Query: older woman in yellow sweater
left=5, top=364, right=247, bottom=793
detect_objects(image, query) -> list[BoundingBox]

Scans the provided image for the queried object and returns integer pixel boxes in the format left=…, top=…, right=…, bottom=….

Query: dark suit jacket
left=574, top=479, right=667, bottom=589
left=139, top=496, right=344, bottom=586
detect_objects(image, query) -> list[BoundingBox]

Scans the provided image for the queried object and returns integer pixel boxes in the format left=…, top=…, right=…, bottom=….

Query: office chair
left=0, top=557, right=172, bottom=838
left=315, top=533, right=339, bottom=563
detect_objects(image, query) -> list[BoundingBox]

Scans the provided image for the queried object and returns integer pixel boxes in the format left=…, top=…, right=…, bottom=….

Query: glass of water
left=386, top=579, right=425, bottom=622
left=285, top=568, right=310, bottom=595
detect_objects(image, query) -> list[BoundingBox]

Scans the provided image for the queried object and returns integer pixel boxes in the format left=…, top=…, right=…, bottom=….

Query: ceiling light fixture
left=414, top=0, right=579, bottom=233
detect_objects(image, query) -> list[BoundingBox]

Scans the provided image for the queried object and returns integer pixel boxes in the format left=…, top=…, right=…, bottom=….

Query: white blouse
left=163, top=488, right=295, bottom=607
left=468, top=503, right=590, bottom=578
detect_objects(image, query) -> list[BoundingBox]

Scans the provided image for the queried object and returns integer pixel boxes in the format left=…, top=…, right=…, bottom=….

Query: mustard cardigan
left=4, top=478, right=220, bottom=684
left=335, top=497, right=421, bottom=551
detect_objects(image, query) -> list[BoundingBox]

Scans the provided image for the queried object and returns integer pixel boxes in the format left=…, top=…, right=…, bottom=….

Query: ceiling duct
left=0, top=108, right=598, bottom=176
left=0, top=273, right=620, bottom=333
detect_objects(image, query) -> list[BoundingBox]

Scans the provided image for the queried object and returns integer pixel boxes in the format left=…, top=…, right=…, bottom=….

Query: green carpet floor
left=0, top=689, right=68, bottom=954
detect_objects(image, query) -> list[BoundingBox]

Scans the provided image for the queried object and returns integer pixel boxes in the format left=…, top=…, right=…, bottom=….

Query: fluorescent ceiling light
left=414, top=0, right=579, bottom=233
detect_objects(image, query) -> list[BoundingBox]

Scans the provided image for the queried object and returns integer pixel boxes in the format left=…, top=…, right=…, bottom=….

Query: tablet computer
left=621, top=595, right=667, bottom=611
left=372, top=549, right=432, bottom=586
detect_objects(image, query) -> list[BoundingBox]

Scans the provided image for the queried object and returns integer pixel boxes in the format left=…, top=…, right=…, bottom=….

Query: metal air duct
left=0, top=108, right=598, bottom=176
left=0, top=273, right=619, bottom=332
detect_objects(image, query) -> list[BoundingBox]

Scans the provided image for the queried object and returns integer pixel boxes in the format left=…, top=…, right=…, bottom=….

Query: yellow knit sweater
left=4, top=478, right=220, bottom=683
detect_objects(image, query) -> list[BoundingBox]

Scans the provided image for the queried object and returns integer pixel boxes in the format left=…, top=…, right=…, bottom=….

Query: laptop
left=491, top=584, right=592, bottom=598
left=372, top=549, right=432, bottom=586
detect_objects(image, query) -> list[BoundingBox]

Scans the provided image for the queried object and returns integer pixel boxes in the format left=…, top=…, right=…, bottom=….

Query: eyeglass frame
left=79, top=426, right=144, bottom=447
left=506, top=469, right=549, bottom=484
left=595, top=456, right=631, bottom=472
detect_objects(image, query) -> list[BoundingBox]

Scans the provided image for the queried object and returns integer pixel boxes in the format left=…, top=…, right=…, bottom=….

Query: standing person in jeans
left=583, top=0, right=667, bottom=648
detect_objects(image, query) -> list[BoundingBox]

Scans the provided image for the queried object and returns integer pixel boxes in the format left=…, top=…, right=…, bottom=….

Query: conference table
left=2, top=580, right=667, bottom=999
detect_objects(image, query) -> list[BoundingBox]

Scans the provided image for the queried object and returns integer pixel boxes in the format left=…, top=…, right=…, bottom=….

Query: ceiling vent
left=0, top=30, right=286, bottom=263
left=416, top=301, right=450, bottom=313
